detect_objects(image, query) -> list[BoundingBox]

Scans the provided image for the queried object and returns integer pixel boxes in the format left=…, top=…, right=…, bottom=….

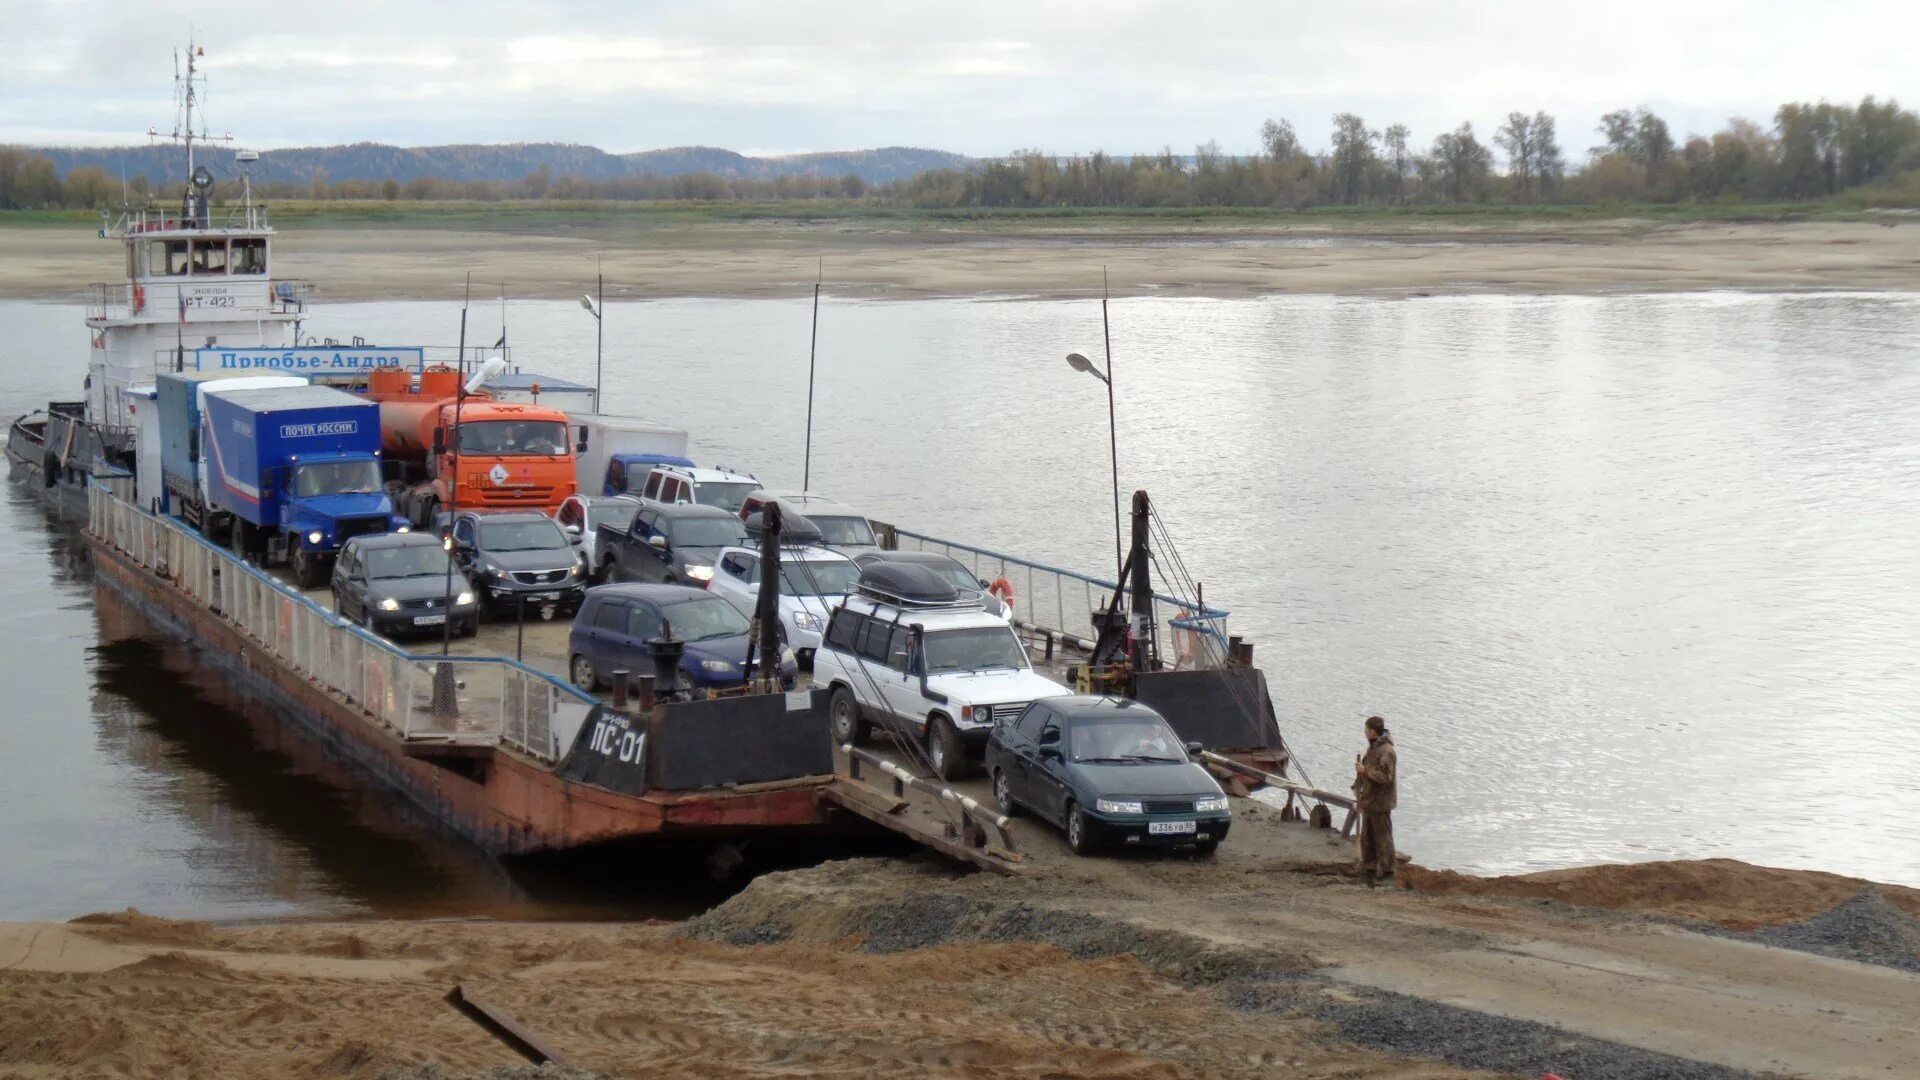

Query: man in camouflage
left=1353, top=715, right=1398, bottom=886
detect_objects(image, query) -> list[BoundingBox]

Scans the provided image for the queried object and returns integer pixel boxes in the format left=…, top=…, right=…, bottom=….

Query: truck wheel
left=829, top=685, right=867, bottom=746
left=292, top=548, right=324, bottom=589
left=927, top=714, right=966, bottom=782
left=415, top=496, right=439, bottom=533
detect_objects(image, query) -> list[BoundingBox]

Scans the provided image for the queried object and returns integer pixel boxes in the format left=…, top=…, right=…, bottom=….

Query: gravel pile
left=681, top=885, right=1318, bottom=983
left=1725, top=888, right=1920, bottom=973
left=1297, top=983, right=1764, bottom=1080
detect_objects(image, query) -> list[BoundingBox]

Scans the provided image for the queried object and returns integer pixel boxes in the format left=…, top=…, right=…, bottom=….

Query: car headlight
left=791, top=611, right=823, bottom=632
left=490, top=566, right=508, bottom=578
left=1095, top=799, right=1144, bottom=815
left=307, top=530, right=324, bottom=545
left=454, top=591, right=475, bottom=606
left=699, top=659, right=734, bottom=673
left=685, top=564, right=714, bottom=582
left=395, top=525, right=410, bottom=534
left=568, top=563, right=582, bottom=577
left=378, top=597, right=401, bottom=611
left=1195, top=795, right=1229, bottom=813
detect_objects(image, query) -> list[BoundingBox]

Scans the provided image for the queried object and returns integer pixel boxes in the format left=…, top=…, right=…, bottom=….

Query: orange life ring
left=987, top=577, right=1015, bottom=612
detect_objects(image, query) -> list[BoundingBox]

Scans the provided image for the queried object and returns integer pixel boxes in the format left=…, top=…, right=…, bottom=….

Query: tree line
left=4, top=97, right=1916, bottom=212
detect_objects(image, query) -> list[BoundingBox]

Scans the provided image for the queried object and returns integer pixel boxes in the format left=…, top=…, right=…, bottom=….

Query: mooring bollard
left=636, top=673, right=656, bottom=712
left=610, top=667, right=630, bottom=711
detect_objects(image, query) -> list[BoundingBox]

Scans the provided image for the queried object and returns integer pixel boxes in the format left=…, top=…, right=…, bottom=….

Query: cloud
left=1, top=0, right=1914, bottom=156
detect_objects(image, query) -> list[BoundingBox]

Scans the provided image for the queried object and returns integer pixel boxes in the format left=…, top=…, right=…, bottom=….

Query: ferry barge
left=18, top=43, right=1336, bottom=872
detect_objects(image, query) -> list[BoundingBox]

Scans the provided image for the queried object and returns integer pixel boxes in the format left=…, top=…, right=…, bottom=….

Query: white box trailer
left=569, top=412, right=692, bottom=496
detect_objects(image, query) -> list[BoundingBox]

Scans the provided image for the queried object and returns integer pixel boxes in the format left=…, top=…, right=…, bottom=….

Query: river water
left=3, top=289, right=1917, bottom=919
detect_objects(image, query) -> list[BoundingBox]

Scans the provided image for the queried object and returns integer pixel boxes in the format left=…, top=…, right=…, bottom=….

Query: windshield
left=692, top=481, right=758, bottom=513
left=811, top=515, right=875, bottom=546
left=457, top=420, right=569, bottom=456
left=662, top=597, right=750, bottom=642
left=780, top=560, right=861, bottom=597
left=670, top=517, right=749, bottom=548
left=922, top=626, right=1029, bottom=673
left=366, top=545, right=451, bottom=579
left=1071, top=718, right=1184, bottom=763
left=478, top=519, right=569, bottom=551
left=587, top=503, right=638, bottom=531
left=294, top=459, right=382, bottom=498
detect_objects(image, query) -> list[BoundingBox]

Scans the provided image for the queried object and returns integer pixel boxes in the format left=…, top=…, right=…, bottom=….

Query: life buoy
left=987, top=577, right=1015, bottom=612
left=131, top=284, right=145, bottom=313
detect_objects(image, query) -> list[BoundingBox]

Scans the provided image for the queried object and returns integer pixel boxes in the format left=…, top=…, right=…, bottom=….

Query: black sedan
left=331, top=532, right=480, bottom=638
left=985, top=695, right=1230, bottom=855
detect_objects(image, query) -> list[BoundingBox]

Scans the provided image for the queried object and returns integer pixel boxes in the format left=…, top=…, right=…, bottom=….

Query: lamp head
left=1065, top=352, right=1107, bottom=383
left=579, top=294, right=598, bottom=315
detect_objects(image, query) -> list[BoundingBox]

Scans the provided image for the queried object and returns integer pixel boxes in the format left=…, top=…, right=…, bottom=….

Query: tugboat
left=6, top=41, right=309, bottom=512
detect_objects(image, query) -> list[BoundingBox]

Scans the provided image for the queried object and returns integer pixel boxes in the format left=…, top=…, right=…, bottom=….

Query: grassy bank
left=0, top=198, right=1899, bottom=234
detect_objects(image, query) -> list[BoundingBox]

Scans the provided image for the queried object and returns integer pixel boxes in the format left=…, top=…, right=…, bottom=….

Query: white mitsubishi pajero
left=814, top=562, right=1072, bottom=780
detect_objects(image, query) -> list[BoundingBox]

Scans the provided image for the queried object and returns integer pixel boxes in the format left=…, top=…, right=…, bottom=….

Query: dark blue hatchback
left=984, top=696, right=1231, bottom=856
left=568, top=583, right=797, bottom=693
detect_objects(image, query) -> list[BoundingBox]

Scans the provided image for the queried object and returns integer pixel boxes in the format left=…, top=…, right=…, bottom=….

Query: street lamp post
left=578, top=257, right=603, bottom=409
left=1065, top=345, right=1122, bottom=585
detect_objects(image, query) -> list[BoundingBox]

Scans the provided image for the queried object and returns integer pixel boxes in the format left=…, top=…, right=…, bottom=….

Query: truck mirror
left=576, top=425, right=590, bottom=453
left=431, top=427, right=445, bottom=456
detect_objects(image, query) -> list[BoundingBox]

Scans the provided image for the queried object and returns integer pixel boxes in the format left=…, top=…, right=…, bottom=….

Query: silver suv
left=635, top=465, right=761, bottom=514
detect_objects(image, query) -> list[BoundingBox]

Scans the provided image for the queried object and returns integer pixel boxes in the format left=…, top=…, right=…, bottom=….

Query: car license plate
left=1148, top=820, right=1196, bottom=836
left=413, top=614, right=445, bottom=626
left=529, top=592, right=559, bottom=602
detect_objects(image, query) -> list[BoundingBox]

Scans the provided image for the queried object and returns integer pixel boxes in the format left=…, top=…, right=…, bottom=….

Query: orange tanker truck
left=360, top=367, right=582, bottom=528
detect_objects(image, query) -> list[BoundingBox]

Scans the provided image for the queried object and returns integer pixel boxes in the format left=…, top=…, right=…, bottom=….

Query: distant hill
left=19, top=141, right=976, bottom=187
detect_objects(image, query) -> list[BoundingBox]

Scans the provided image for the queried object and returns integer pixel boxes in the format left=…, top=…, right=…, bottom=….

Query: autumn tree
left=1328, top=113, right=1378, bottom=204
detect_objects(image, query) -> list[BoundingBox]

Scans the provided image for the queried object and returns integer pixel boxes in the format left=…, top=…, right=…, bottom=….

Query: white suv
left=707, top=543, right=863, bottom=662
left=739, top=490, right=879, bottom=553
left=636, top=465, right=761, bottom=515
left=815, top=563, right=1072, bottom=780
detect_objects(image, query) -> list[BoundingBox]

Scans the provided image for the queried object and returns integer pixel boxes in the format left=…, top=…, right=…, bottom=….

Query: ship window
left=149, top=240, right=189, bottom=277
left=232, top=237, right=267, bottom=274
left=190, top=239, right=228, bottom=275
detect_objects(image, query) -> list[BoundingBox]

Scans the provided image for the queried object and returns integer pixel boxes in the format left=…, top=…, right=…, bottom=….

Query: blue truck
left=199, top=384, right=401, bottom=586
left=157, top=370, right=310, bottom=536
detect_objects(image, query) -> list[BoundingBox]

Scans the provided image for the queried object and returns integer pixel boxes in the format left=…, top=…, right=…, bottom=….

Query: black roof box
left=854, top=562, right=962, bottom=607
left=744, top=508, right=822, bottom=545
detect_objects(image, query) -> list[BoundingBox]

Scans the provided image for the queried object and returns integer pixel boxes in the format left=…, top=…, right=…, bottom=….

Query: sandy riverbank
left=5, top=848, right=1917, bottom=1079
left=1, top=217, right=1917, bottom=302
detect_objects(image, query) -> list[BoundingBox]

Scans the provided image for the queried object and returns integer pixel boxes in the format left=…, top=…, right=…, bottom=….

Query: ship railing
left=87, top=483, right=590, bottom=761
left=88, top=279, right=313, bottom=322
left=870, top=523, right=1235, bottom=670
left=104, top=204, right=273, bottom=236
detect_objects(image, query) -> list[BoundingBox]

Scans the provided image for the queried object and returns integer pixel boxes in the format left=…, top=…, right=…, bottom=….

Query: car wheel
left=1065, top=801, right=1095, bottom=855
left=569, top=654, right=598, bottom=692
left=992, top=768, right=1020, bottom=817
left=927, top=715, right=965, bottom=782
left=1194, top=839, right=1220, bottom=858
left=829, top=686, right=867, bottom=746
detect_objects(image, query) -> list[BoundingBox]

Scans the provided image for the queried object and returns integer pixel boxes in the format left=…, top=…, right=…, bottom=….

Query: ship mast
left=149, top=39, right=230, bottom=190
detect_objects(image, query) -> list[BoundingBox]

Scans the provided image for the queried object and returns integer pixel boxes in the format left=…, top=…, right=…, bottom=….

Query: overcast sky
left=6, top=0, right=1916, bottom=158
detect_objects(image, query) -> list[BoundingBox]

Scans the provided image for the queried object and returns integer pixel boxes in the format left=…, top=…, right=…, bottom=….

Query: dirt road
left=2, top=217, right=1917, bottom=302
left=6, top=805, right=1916, bottom=1079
